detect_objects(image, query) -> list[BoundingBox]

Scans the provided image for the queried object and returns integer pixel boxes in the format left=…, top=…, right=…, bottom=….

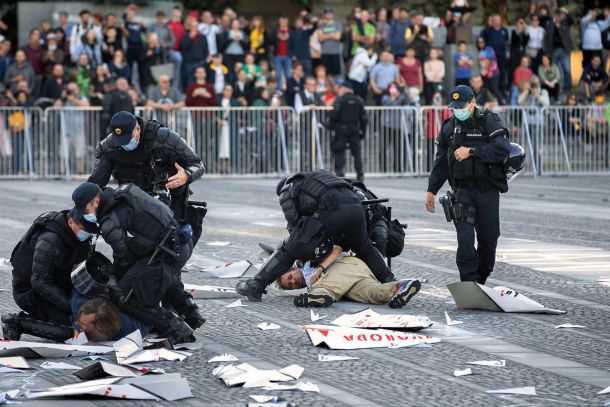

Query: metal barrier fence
left=0, top=105, right=608, bottom=178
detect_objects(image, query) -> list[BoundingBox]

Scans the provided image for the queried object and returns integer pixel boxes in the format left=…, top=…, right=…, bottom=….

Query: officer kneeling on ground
left=236, top=170, right=396, bottom=302
left=1, top=183, right=99, bottom=341
left=277, top=243, right=421, bottom=308
left=81, top=182, right=204, bottom=344
left=88, top=111, right=207, bottom=245
left=424, top=85, right=525, bottom=284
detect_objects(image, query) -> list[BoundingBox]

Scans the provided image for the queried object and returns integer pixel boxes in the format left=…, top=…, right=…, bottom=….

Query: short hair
left=79, top=9, right=91, bottom=16
left=458, top=40, right=468, bottom=46
left=156, top=10, right=166, bottom=17
left=59, top=11, right=68, bottom=18
left=78, top=298, right=120, bottom=338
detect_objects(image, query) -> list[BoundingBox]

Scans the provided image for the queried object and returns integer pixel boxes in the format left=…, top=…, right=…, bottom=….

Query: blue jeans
left=168, top=50, right=183, bottom=90
left=275, top=56, right=292, bottom=90
left=552, top=48, right=571, bottom=90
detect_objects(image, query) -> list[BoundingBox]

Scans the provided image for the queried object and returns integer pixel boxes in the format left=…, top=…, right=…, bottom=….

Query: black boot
left=119, top=301, right=194, bottom=345
left=235, top=279, right=267, bottom=302
left=1, top=313, right=22, bottom=340
left=235, top=245, right=293, bottom=302
left=175, top=297, right=206, bottom=330
left=2, top=312, right=72, bottom=342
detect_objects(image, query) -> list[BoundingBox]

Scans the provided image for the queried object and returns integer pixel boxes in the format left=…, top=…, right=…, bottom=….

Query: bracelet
left=317, top=265, right=326, bottom=273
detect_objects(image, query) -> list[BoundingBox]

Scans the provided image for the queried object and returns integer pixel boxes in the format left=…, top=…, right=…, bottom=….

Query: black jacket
left=10, top=211, right=90, bottom=311
left=427, top=107, right=511, bottom=194
left=88, top=116, right=205, bottom=197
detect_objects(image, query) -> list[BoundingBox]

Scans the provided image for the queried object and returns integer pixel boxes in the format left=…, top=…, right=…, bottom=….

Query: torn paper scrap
left=0, top=390, right=19, bottom=404
left=447, top=282, right=566, bottom=314
left=278, top=365, right=303, bottom=380
left=250, top=395, right=280, bottom=403
left=466, top=360, right=506, bottom=367
left=40, top=361, right=80, bottom=370
left=113, top=330, right=190, bottom=365
left=80, top=356, right=108, bottom=361
left=597, top=385, right=610, bottom=395
left=445, top=311, right=463, bottom=326
left=0, top=340, right=113, bottom=358
left=310, top=310, right=326, bottom=322
left=301, top=325, right=441, bottom=350
left=65, top=332, right=89, bottom=346
left=227, top=299, right=247, bottom=308
left=331, top=309, right=433, bottom=330
left=208, top=354, right=239, bottom=363
left=388, top=342, right=433, bottom=349
left=27, top=373, right=192, bottom=401
left=263, top=382, right=320, bottom=393
left=486, top=386, right=536, bottom=396
left=318, top=355, right=359, bottom=362
left=453, top=368, right=472, bottom=377
left=555, top=324, right=586, bottom=329
left=212, top=363, right=300, bottom=388
left=0, top=366, right=25, bottom=374
left=0, top=356, right=31, bottom=369
left=206, top=241, right=231, bottom=246
left=204, top=261, right=257, bottom=278
left=184, top=283, right=240, bottom=299
left=257, top=323, right=280, bottom=331
left=74, top=362, right=138, bottom=380
left=113, top=330, right=143, bottom=364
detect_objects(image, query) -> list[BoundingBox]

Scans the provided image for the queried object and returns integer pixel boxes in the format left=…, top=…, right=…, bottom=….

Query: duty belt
left=455, top=179, right=493, bottom=191
left=318, top=195, right=361, bottom=211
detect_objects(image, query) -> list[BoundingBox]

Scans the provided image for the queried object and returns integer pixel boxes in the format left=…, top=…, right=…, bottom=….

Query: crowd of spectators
left=0, top=2, right=608, bottom=116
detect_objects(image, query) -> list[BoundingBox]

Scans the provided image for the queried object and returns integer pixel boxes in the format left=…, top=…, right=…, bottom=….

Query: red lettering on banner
left=343, top=335, right=354, bottom=341
left=384, top=334, right=395, bottom=341
left=371, top=334, right=382, bottom=341
left=356, top=334, right=368, bottom=341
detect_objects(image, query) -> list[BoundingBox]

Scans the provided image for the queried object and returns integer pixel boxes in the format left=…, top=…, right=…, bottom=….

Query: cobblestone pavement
left=0, top=176, right=609, bottom=406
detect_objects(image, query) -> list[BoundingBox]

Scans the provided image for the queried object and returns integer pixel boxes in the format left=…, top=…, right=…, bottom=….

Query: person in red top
left=511, top=55, right=533, bottom=104
left=23, top=28, right=44, bottom=77
left=167, top=5, right=185, bottom=89
left=185, top=65, right=216, bottom=107
left=273, top=16, right=294, bottom=91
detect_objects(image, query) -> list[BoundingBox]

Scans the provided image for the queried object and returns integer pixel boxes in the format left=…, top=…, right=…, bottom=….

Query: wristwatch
left=468, top=148, right=475, bottom=157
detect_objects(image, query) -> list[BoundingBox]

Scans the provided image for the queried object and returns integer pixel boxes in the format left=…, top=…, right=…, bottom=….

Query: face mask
left=389, top=87, right=398, bottom=96
left=122, top=137, right=139, bottom=151
left=76, top=229, right=91, bottom=242
left=453, top=106, right=471, bottom=121
left=48, top=44, right=57, bottom=51
left=83, top=213, right=97, bottom=223
left=433, top=97, right=442, bottom=104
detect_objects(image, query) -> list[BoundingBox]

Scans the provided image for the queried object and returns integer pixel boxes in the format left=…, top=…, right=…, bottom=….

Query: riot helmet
left=504, top=143, right=525, bottom=179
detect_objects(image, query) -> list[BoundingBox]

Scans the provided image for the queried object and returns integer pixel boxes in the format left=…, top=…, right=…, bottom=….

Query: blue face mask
left=122, top=137, right=139, bottom=151
left=453, top=107, right=471, bottom=122
left=76, top=229, right=91, bottom=242
left=83, top=213, right=97, bottom=223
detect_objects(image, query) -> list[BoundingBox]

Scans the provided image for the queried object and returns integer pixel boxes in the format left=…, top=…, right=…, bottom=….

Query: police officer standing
left=1, top=183, right=99, bottom=341
left=88, top=111, right=207, bottom=244
left=329, top=81, right=367, bottom=181
left=425, top=85, right=511, bottom=284
left=236, top=170, right=396, bottom=302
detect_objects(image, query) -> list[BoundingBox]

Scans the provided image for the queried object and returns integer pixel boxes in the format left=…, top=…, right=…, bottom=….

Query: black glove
left=99, top=263, right=116, bottom=276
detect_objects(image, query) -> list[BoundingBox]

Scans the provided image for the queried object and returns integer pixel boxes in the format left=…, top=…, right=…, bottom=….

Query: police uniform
left=236, top=170, right=396, bottom=302
left=88, top=111, right=206, bottom=244
left=95, top=183, right=202, bottom=344
left=428, top=86, right=511, bottom=284
left=1, top=184, right=99, bottom=341
left=329, top=82, right=368, bottom=181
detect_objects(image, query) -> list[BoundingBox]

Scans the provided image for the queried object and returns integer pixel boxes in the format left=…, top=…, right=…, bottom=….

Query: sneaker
left=294, top=293, right=334, bottom=308
left=388, top=280, right=421, bottom=309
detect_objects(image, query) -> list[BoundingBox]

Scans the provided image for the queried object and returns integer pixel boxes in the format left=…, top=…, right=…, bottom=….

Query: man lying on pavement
left=276, top=245, right=421, bottom=308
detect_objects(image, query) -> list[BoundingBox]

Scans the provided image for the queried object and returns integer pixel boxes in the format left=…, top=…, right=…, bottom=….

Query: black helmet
left=310, top=238, right=333, bottom=262
left=504, top=143, right=525, bottom=179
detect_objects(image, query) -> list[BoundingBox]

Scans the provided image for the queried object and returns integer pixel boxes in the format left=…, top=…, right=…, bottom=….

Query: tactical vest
left=279, top=171, right=354, bottom=224
left=448, top=112, right=507, bottom=191
left=112, top=183, right=176, bottom=257
left=338, top=95, right=361, bottom=128
left=10, top=211, right=84, bottom=279
left=106, top=120, right=165, bottom=192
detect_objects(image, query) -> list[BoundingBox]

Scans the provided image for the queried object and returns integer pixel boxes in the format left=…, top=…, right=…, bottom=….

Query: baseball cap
left=110, top=111, right=137, bottom=146
left=448, top=85, right=474, bottom=108
left=323, top=7, right=333, bottom=13
left=341, top=81, right=353, bottom=90
left=69, top=182, right=101, bottom=233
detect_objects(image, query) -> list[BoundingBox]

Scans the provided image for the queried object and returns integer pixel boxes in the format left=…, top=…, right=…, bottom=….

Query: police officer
left=236, top=170, right=396, bottom=302
left=90, top=182, right=204, bottom=344
left=88, top=111, right=206, bottom=244
left=329, top=81, right=367, bottom=181
left=425, top=85, right=511, bottom=284
left=1, top=183, right=99, bottom=341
